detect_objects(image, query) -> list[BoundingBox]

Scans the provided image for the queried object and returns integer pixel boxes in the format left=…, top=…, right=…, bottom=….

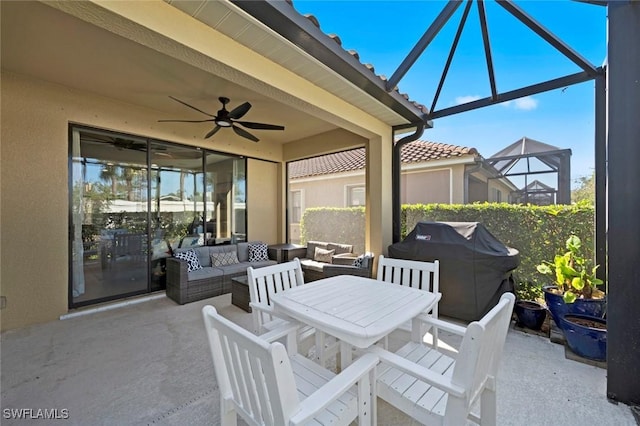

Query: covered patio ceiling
left=1, top=1, right=424, bottom=148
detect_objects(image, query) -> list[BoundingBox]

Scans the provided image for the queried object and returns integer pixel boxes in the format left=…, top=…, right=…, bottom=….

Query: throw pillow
left=174, top=249, right=203, bottom=272
left=211, top=250, right=239, bottom=267
left=352, top=254, right=365, bottom=268
left=248, top=243, right=269, bottom=262
left=314, top=247, right=335, bottom=263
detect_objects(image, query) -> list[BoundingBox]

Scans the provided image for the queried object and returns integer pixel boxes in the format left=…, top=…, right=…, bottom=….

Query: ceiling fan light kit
left=158, top=96, right=284, bottom=142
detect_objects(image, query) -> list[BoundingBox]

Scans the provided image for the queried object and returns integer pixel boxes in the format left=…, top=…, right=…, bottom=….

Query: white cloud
left=514, top=96, right=539, bottom=110
left=454, top=95, right=481, bottom=105
left=500, top=96, right=539, bottom=111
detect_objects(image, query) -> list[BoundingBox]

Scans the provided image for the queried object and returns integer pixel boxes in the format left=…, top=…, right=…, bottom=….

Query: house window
left=491, top=188, right=502, bottom=202
left=347, top=186, right=365, bottom=207
left=290, top=190, right=302, bottom=223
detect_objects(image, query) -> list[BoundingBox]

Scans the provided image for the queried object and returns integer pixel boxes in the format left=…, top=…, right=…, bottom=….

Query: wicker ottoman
left=231, top=275, right=251, bottom=312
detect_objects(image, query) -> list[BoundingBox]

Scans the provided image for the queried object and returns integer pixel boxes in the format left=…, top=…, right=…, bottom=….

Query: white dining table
left=271, top=274, right=441, bottom=366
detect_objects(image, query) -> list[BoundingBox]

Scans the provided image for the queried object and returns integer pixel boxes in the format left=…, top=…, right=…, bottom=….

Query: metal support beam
left=431, top=0, right=473, bottom=112
left=386, top=0, right=462, bottom=92
left=430, top=70, right=594, bottom=119
left=594, top=73, right=606, bottom=287
left=477, top=0, right=498, bottom=99
left=496, top=0, right=599, bottom=76
left=606, top=0, right=640, bottom=406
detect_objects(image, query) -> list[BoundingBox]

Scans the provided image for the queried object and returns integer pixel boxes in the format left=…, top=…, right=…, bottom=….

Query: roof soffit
left=164, top=0, right=427, bottom=127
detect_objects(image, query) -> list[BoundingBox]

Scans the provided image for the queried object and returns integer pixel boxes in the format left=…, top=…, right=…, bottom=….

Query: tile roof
left=289, top=140, right=478, bottom=179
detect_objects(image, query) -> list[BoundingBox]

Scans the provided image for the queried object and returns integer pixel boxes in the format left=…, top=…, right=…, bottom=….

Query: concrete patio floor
left=1, top=293, right=637, bottom=426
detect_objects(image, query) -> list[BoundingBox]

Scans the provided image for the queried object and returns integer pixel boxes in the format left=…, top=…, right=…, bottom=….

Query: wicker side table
left=231, top=275, right=251, bottom=312
left=267, top=243, right=305, bottom=263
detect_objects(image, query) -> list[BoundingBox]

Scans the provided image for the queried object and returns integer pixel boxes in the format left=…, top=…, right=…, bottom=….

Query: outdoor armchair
left=202, top=305, right=378, bottom=426
left=367, top=292, right=515, bottom=426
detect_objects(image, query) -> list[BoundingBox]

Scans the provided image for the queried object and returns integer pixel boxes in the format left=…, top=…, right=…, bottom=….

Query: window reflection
left=70, top=127, right=246, bottom=307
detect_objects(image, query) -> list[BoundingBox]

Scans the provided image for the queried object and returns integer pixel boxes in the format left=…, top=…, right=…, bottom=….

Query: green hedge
left=300, top=202, right=595, bottom=287
left=403, top=202, right=595, bottom=287
left=300, top=207, right=366, bottom=255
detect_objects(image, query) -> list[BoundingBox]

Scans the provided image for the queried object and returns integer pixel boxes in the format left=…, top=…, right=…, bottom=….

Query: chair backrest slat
left=377, top=255, right=440, bottom=316
left=202, top=306, right=299, bottom=425
left=450, top=293, right=515, bottom=410
left=248, top=259, right=305, bottom=334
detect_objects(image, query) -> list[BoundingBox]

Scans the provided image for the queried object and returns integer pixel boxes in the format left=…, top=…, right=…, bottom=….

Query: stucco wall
left=247, top=159, right=280, bottom=244
left=402, top=169, right=452, bottom=204
left=0, top=72, right=282, bottom=330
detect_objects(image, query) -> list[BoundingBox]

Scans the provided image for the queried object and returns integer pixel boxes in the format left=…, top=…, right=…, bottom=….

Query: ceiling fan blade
left=227, top=102, right=252, bottom=120
left=236, top=121, right=285, bottom=131
left=205, top=125, right=222, bottom=139
left=157, top=119, right=216, bottom=123
left=232, top=124, right=259, bottom=142
left=168, top=96, right=215, bottom=117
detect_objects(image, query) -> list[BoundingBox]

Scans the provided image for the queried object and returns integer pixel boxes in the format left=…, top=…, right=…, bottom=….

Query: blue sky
left=294, top=0, right=607, bottom=189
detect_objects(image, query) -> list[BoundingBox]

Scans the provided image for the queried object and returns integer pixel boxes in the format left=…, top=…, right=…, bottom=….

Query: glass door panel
left=205, top=154, right=246, bottom=244
left=150, top=143, right=204, bottom=260
left=70, top=129, right=149, bottom=306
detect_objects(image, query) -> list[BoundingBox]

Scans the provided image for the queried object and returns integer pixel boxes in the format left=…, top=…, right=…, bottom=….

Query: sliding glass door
left=70, top=129, right=149, bottom=306
left=69, top=126, right=246, bottom=308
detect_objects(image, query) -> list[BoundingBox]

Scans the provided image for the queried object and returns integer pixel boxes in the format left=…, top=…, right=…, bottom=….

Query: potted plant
left=536, top=234, right=607, bottom=361
left=513, top=281, right=547, bottom=331
left=536, top=234, right=606, bottom=323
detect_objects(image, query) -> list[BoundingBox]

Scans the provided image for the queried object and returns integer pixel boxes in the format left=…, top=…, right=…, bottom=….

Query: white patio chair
left=367, top=292, right=515, bottom=426
left=247, top=258, right=338, bottom=367
left=202, top=305, right=378, bottom=426
left=376, top=255, right=440, bottom=344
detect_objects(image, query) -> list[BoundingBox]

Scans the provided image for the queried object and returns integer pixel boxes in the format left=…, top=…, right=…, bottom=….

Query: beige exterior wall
left=402, top=169, right=452, bottom=204
left=0, top=72, right=285, bottom=331
left=247, top=159, right=280, bottom=244
left=0, top=2, right=398, bottom=330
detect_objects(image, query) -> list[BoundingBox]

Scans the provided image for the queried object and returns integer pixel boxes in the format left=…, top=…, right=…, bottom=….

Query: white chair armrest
left=367, top=346, right=466, bottom=398
left=415, top=315, right=468, bottom=336
left=289, top=353, right=378, bottom=426
left=259, top=322, right=301, bottom=343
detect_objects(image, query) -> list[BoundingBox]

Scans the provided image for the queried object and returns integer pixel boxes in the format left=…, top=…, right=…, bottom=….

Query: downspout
left=392, top=123, right=425, bottom=243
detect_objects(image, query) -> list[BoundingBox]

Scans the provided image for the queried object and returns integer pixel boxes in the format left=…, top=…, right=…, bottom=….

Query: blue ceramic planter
left=560, top=314, right=607, bottom=361
left=543, top=286, right=606, bottom=330
left=514, top=300, right=547, bottom=330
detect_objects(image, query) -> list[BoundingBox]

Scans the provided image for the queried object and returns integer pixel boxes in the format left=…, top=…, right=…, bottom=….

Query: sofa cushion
left=247, top=260, right=278, bottom=269
left=174, top=249, right=203, bottom=272
left=211, top=250, right=239, bottom=267
left=306, top=241, right=329, bottom=259
left=314, top=247, right=335, bottom=263
left=188, top=266, right=224, bottom=281
left=216, top=262, right=251, bottom=276
left=327, top=242, right=353, bottom=255
left=299, top=258, right=326, bottom=273
left=249, top=243, right=269, bottom=262
left=236, top=242, right=251, bottom=262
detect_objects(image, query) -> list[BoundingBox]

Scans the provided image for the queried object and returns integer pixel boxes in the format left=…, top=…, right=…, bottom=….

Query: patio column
left=606, top=0, right=640, bottom=405
left=366, top=134, right=394, bottom=257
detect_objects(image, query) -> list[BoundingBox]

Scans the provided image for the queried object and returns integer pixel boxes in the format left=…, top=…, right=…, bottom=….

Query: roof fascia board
left=402, top=155, right=476, bottom=171
left=291, top=169, right=365, bottom=183
left=230, top=0, right=428, bottom=125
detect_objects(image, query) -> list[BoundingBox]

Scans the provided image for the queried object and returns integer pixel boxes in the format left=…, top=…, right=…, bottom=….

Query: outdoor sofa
left=286, top=240, right=371, bottom=281
left=166, top=241, right=276, bottom=304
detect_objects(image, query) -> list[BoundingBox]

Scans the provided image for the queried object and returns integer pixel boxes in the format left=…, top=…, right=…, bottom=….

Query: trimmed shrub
left=300, top=201, right=595, bottom=286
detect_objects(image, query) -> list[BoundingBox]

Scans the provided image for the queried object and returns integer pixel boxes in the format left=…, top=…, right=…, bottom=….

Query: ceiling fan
left=158, top=96, right=285, bottom=142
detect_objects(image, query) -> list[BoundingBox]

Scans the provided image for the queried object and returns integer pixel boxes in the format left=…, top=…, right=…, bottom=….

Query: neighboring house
left=288, top=140, right=517, bottom=242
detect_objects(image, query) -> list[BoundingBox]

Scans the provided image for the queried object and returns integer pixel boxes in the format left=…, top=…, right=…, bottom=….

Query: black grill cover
left=388, top=221, right=519, bottom=321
